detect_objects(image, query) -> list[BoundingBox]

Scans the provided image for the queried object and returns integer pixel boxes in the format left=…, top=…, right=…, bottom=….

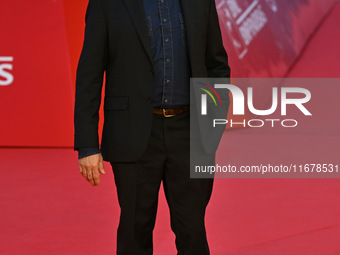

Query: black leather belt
left=153, top=106, right=190, bottom=117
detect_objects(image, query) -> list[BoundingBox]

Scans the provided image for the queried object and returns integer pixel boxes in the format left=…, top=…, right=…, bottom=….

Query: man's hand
left=79, top=153, right=105, bottom=186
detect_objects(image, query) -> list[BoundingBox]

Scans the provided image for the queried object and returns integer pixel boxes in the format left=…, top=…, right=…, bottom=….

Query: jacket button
left=147, top=98, right=153, bottom=103
left=150, top=70, right=154, bottom=75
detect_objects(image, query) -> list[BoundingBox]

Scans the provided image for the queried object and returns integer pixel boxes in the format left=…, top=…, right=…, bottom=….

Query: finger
left=81, top=167, right=87, bottom=178
left=87, top=168, right=94, bottom=182
left=79, top=165, right=83, bottom=173
left=93, top=170, right=100, bottom=186
left=86, top=168, right=94, bottom=185
left=99, top=162, right=105, bottom=175
left=88, top=168, right=98, bottom=186
left=89, top=177, right=95, bottom=186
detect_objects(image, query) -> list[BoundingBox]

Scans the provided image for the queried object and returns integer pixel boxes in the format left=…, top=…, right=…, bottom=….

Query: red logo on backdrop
left=0, top=56, right=14, bottom=86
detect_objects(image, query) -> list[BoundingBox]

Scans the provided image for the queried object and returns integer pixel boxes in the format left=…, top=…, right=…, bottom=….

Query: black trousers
left=110, top=111, right=214, bottom=255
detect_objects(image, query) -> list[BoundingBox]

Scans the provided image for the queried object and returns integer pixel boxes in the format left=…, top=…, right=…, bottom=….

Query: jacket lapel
left=122, top=0, right=154, bottom=64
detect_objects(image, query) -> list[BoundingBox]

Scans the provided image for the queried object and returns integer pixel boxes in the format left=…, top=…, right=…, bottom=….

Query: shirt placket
left=158, top=0, right=174, bottom=108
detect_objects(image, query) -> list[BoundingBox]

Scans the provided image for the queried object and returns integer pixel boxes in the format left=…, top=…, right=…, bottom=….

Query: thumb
left=99, top=161, right=106, bottom=175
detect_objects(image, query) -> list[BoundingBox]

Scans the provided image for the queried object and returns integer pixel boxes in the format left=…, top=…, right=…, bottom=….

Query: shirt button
left=164, top=100, right=168, bottom=103
left=166, top=79, right=170, bottom=83
left=165, top=38, right=169, bottom=42
left=166, top=58, right=170, bottom=62
left=163, top=19, right=167, bottom=22
left=161, top=0, right=165, bottom=2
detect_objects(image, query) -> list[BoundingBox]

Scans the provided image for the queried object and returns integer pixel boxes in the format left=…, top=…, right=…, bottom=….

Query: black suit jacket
left=74, top=0, right=231, bottom=162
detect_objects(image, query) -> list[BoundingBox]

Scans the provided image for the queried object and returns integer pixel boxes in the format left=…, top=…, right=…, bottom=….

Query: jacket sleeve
left=78, top=147, right=101, bottom=159
left=74, top=0, right=108, bottom=150
left=205, top=0, right=231, bottom=78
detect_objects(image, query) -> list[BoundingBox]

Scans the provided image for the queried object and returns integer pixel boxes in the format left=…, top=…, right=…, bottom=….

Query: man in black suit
left=74, top=0, right=230, bottom=254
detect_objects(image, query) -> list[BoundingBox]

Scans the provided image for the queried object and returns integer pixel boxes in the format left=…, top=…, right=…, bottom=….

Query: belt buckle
left=163, top=109, right=176, bottom=117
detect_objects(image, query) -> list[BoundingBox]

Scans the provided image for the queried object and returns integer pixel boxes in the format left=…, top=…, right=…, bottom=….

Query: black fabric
left=111, top=112, right=214, bottom=255
left=74, top=0, right=231, bottom=162
left=78, top=147, right=101, bottom=159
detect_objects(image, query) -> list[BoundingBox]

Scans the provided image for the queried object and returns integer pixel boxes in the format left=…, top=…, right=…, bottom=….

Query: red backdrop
left=0, top=0, right=336, bottom=147
left=216, top=0, right=336, bottom=77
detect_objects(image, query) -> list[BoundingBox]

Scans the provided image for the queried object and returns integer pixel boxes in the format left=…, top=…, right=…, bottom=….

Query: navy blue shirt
left=78, top=0, right=191, bottom=158
left=143, top=0, right=191, bottom=108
